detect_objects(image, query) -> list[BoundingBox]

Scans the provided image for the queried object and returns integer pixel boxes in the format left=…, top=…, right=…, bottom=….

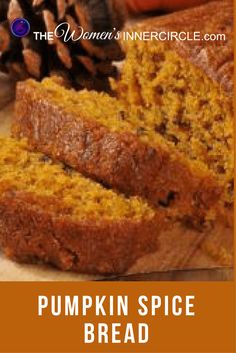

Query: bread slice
left=0, top=137, right=162, bottom=275
left=113, top=0, right=233, bottom=207
left=13, top=78, right=222, bottom=227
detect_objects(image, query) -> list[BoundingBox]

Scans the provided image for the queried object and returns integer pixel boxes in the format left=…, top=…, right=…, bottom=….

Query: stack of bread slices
left=0, top=0, right=233, bottom=275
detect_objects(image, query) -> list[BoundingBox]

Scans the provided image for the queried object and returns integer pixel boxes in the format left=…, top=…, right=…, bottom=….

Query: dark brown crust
left=13, top=82, right=222, bottom=223
left=134, top=0, right=233, bottom=95
left=0, top=191, right=161, bottom=275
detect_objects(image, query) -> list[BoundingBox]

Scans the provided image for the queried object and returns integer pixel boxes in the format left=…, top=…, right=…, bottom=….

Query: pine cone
left=0, top=0, right=126, bottom=91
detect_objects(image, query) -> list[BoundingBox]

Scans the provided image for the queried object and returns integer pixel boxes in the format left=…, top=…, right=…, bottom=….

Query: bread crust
left=13, top=81, right=222, bottom=223
left=133, top=0, right=233, bottom=95
left=0, top=191, right=161, bottom=275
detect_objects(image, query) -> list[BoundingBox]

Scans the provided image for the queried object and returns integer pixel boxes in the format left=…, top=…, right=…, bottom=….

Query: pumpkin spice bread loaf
left=114, top=0, right=233, bottom=208
left=13, top=78, right=222, bottom=227
left=113, top=0, right=234, bottom=265
left=13, top=1, right=233, bottom=221
left=6, top=0, right=234, bottom=273
left=0, top=137, right=163, bottom=275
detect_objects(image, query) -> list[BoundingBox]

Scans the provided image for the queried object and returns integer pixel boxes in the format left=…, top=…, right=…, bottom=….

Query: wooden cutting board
left=0, top=74, right=233, bottom=281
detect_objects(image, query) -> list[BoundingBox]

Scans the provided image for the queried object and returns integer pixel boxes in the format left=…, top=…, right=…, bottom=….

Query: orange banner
left=0, top=282, right=234, bottom=353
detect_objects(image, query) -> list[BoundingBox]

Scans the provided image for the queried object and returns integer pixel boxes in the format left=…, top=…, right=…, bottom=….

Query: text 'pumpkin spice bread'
left=14, top=78, right=223, bottom=226
left=114, top=0, right=234, bottom=208
left=0, top=137, right=163, bottom=275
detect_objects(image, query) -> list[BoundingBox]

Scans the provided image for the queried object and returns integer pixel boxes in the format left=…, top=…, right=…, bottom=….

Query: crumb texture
left=13, top=78, right=223, bottom=225
left=0, top=137, right=154, bottom=221
left=113, top=0, right=233, bottom=206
